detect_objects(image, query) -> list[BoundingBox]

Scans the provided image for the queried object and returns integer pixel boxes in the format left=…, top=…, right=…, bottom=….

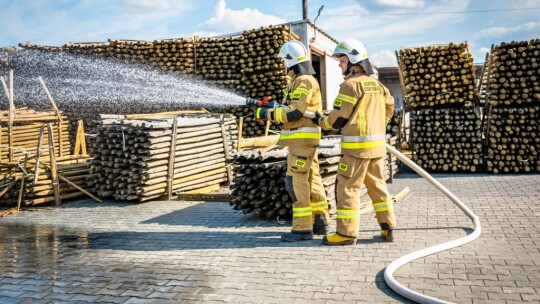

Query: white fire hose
left=384, top=144, right=482, bottom=304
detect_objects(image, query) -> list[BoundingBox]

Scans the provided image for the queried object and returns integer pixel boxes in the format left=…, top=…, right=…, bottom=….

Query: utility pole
left=303, top=0, right=308, bottom=19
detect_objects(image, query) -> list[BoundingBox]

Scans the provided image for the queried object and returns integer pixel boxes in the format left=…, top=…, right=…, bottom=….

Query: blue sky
left=1, top=0, right=539, bottom=67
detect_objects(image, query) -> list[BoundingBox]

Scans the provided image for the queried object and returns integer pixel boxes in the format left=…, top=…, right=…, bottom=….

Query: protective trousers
left=285, top=146, right=329, bottom=232
left=335, top=155, right=397, bottom=238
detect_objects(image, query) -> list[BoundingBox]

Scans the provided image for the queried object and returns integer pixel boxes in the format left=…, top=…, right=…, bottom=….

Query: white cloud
left=0, top=0, right=194, bottom=46
left=478, top=47, right=491, bottom=55
left=375, top=0, right=425, bottom=8
left=319, top=0, right=470, bottom=41
left=197, top=0, right=286, bottom=34
left=370, top=50, right=397, bottom=67
left=476, top=22, right=540, bottom=38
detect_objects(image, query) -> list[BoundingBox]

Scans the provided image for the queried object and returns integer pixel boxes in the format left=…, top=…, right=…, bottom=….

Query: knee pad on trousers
left=285, top=175, right=297, bottom=202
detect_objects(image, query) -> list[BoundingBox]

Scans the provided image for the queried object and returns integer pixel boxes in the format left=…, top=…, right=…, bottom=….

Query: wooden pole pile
left=150, top=38, right=196, bottom=74
left=63, top=42, right=109, bottom=57
left=396, top=42, right=483, bottom=172
left=239, top=25, right=296, bottom=100
left=410, top=107, right=483, bottom=172
left=229, top=137, right=397, bottom=219
left=0, top=115, right=70, bottom=161
left=17, top=42, right=64, bottom=52
left=397, top=42, right=479, bottom=109
left=481, top=39, right=540, bottom=173
left=195, top=36, right=243, bottom=91
left=484, top=106, right=539, bottom=173
left=0, top=72, right=98, bottom=207
left=1, top=156, right=95, bottom=206
left=107, top=39, right=154, bottom=64
left=90, top=114, right=237, bottom=202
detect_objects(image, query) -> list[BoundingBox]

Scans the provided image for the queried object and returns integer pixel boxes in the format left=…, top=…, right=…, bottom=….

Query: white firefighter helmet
left=333, top=39, right=368, bottom=64
left=279, top=40, right=309, bottom=68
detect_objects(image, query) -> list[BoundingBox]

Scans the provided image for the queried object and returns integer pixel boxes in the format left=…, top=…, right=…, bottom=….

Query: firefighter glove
left=260, top=100, right=281, bottom=108
left=311, top=112, right=322, bottom=126
left=255, top=107, right=268, bottom=120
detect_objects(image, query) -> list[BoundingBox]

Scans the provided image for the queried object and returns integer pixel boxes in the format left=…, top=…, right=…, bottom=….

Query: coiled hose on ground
left=384, top=144, right=482, bottom=304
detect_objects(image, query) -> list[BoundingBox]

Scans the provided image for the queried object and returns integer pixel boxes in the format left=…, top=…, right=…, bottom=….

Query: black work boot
left=313, top=214, right=329, bottom=235
left=281, top=231, right=313, bottom=242
left=380, top=223, right=395, bottom=242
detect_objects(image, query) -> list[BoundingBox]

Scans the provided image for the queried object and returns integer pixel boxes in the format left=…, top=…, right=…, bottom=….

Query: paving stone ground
left=0, top=172, right=539, bottom=304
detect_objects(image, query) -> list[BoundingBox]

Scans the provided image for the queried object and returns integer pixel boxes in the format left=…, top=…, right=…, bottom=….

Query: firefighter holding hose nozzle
left=247, top=40, right=329, bottom=242
left=313, top=39, right=397, bottom=245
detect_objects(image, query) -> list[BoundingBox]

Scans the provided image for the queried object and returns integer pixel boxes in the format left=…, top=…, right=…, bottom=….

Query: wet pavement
left=0, top=172, right=539, bottom=303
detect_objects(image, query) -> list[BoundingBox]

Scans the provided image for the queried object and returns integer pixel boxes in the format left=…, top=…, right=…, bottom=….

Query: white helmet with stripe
left=333, top=39, right=368, bottom=64
left=279, top=40, right=309, bottom=68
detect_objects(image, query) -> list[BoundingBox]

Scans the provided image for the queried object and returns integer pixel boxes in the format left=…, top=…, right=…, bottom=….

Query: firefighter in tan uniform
left=255, top=41, right=330, bottom=242
left=314, top=39, right=397, bottom=245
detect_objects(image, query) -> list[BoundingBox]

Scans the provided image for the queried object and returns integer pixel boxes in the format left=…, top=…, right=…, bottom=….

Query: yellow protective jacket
left=266, top=72, right=322, bottom=147
left=320, top=66, right=394, bottom=158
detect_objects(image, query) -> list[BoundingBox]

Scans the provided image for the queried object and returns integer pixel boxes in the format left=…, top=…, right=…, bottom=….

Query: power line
left=322, top=7, right=540, bottom=17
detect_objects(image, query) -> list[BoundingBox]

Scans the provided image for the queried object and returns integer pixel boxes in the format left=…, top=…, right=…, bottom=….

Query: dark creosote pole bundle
left=397, top=42, right=483, bottom=172
left=90, top=114, right=237, bottom=201
left=481, top=39, right=540, bottom=173
left=229, top=137, right=398, bottom=219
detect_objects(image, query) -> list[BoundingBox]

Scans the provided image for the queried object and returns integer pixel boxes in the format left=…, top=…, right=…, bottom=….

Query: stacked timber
left=229, top=137, right=397, bottom=219
left=0, top=109, right=70, bottom=162
left=151, top=38, right=196, bottom=74
left=90, top=114, right=237, bottom=202
left=18, top=42, right=64, bottom=52
left=107, top=39, right=153, bottom=64
left=397, top=42, right=478, bottom=109
left=397, top=42, right=482, bottom=172
left=484, top=106, right=539, bottom=173
left=63, top=42, right=108, bottom=57
left=410, top=107, right=482, bottom=172
left=0, top=157, right=94, bottom=206
left=482, top=39, right=540, bottom=173
left=239, top=25, right=296, bottom=100
left=196, top=36, right=243, bottom=91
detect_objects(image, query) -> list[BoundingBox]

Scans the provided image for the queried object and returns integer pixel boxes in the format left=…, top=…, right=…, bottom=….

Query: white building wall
left=324, top=55, right=342, bottom=109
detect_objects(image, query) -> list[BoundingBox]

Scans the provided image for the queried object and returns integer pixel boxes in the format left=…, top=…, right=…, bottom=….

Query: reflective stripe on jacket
left=267, top=72, right=322, bottom=147
left=320, top=66, right=394, bottom=158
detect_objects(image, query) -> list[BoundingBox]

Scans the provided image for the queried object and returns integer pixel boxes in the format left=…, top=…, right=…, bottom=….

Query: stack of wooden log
left=63, top=42, right=108, bottom=57
left=239, top=25, right=295, bottom=100
left=89, top=114, right=237, bottom=202
left=484, top=106, right=539, bottom=173
left=107, top=39, right=153, bottom=64
left=0, top=109, right=70, bottom=161
left=17, top=42, right=63, bottom=52
left=150, top=38, right=196, bottom=74
left=397, top=42, right=478, bottom=109
left=410, top=107, right=483, bottom=172
left=397, top=42, right=483, bottom=172
left=195, top=36, right=243, bottom=91
left=481, top=39, right=540, bottom=173
left=229, top=137, right=398, bottom=219
left=1, top=156, right=95, bottom=206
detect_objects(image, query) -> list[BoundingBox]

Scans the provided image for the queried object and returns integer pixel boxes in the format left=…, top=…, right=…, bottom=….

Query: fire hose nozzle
left=245, top=97, right=259, bottom=106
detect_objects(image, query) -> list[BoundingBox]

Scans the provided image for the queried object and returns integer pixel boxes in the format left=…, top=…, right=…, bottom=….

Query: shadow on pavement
left=140, top=202, right=291, bottom=229
left=375, top=268, right=416, bottom=304
left=86, top=230, right=326, bottom=250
